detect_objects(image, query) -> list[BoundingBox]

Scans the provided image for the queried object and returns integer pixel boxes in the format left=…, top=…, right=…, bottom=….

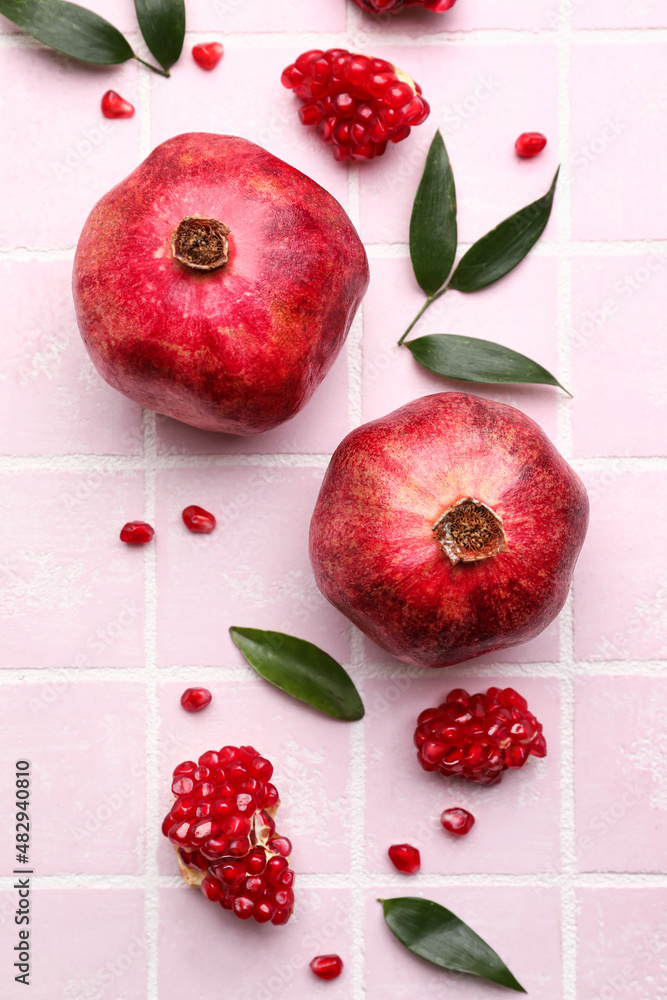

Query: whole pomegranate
left=309, top=393, right=588, bottom=668
left=72, top=133, right=369, bottom=434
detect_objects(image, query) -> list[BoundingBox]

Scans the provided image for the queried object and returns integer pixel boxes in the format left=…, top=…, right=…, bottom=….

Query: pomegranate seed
left=515, top=132, right=547, bottom=158
left=269, top=836, right=292, bottom=858
left=441, top=807, right=475, bottom=836
left=180, top=687, right=212, bottom=712
left=310, top=955, right=344, bottom=980
left=192, top=42, right=224, bottom=71
left=101, top=90, right=135, bottom=119
left=233, top=896, right=255, bottom=920
left=388, top=843, right=420, bottom=874
left=182, top=504, right=216, bottom=533
left=120, top=520, right=154, bottom=544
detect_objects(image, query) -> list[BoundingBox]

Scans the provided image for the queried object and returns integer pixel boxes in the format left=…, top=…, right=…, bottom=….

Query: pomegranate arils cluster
left=415, top=687, right=547, bottom=786
left=163, top=745, right=294, bottom=925
left=281, top=49, right=430, bottom=161
left=354, top=0, right=456, bottom=12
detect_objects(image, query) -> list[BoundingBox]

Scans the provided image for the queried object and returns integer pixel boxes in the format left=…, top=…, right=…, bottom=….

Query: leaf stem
left=398, top=286, right=448, bottom=346
left=134, top=54, right=170, bottom=77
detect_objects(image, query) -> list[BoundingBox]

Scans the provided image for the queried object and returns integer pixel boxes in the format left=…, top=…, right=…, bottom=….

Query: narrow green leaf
left=380, top=897, right=527, bottom=993
left=449, top=168, right=559, bottom=293
left=410, top=130, right=458, bottom=296
left=405, top=333, right=568, bottom=392
left=0, top=0, right=134, bottom=65
left=134, top=0, right=185, bottom=71
left=229, top=627, right=364, bottom=722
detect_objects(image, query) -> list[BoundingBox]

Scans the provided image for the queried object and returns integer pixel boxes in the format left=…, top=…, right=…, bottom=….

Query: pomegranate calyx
left=433, top=496, right=508, bottom=565
left=171, top=216, right=231, bottom=271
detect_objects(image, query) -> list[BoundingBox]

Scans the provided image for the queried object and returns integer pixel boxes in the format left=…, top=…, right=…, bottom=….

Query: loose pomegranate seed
left=119, top=521, right=154, bottom=544
left=182, top=505, right=216, bottom=533
left=515, top=132, right=547, bottom=158
left=310, top=955, right=344, bottom=980
left=388, top=843, right=421, bottom=874
left=180, top=687, right=212, bottom=712
left=192, top=42, right=224, bottom=71
left=101, top=90, right=135, bottom=119
left=441, top=807, right=475, bottom=836
left=281, top=48, right=429, bottom=161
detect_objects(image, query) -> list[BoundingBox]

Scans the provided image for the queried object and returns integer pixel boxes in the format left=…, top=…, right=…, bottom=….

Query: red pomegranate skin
left=72, top=133, right=369, bottom=434
left=309, top=393, right=589, bottom=668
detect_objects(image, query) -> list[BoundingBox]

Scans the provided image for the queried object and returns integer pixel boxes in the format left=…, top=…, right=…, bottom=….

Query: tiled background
left=0, top=0, right=666, bottom=997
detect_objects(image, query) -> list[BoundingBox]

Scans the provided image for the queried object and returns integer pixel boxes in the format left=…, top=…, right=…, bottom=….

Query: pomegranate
left=309, top=393, right=588, bottom=668
left=72, top=133, right=368, bottom=434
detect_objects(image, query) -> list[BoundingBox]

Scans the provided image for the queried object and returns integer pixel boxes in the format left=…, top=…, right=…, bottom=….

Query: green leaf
left=405, top=333, right=568, bottom=392
left=0, top=0, right=134, bottom=65
left=229, top=627, right=364, bottom=722
left=449, top=168, right=559, bottom=293
left=380, top=897, right=527, bottom=993
left=410, top=130, right=458, bottom=296
left=134, top=0, right=185, bottom=71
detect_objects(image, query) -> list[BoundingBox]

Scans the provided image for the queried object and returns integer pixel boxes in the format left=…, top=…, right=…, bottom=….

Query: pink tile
left=571, top=44, right=667, bottom=239
left=578, top=889, right=667, bottom=999
left=352, top=0, right=558, bottom=33
left=150, top=46, right=348, bottom=213
left=575, top=676, right=667, bottom=872
left=359, top=44, right=559, bottom=245
left=158, top=885, right=352, bottom=998
left=0, top=259, right=143, bottom=455
left=365, top=676, right=560, bottom=874
left=185, top=0, right=345, bottom=31
left=155, top=344, right=350, bottom=456
left=0, top=684, right=146, bottom=873
left=571, top=254, right=667, bottom=457
left=0, top=471, right=146, bottom=668
left=573, top=471, right=667, bottom=660
left=366, top=885, right=561, bottom=998
left=158, top=681, right=353, bottom=874
left=0, top=888, right=146, bottom=999
left=0, top=50, right=141, bottom=247
left=155, top=465, right=350, bottom=666
left=572, top=0, right=667, bottom=28
left=362, top=254, right=560, bottom=443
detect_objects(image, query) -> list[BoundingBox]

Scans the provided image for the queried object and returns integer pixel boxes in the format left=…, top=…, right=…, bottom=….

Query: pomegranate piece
left=101, top=90, right=135, bottom=119
left=73, top=134, right=368, bottom=434
left=515, top=131, right=548, bottom=158
left=119, top=520, right=154, bottom=544
left=164, top=746, right=295, bottom=925
left=388, top=843, right=420, bottom=874
left=441, top=807, right=475, bottom=836
left=415, top=686, right=547, bottom=785
left=192, top=42, right=224, bottom=70
left=182, top=505, right=216, bottom=533
left=310, top=955, right=344, bottom=980
left=310, top=392, right=589, bottom=668
left=281, top=48, right=430, bottom=161
left=180, top=687, right=212, bottom=712
left=354, top=0, right=456, bottom=11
